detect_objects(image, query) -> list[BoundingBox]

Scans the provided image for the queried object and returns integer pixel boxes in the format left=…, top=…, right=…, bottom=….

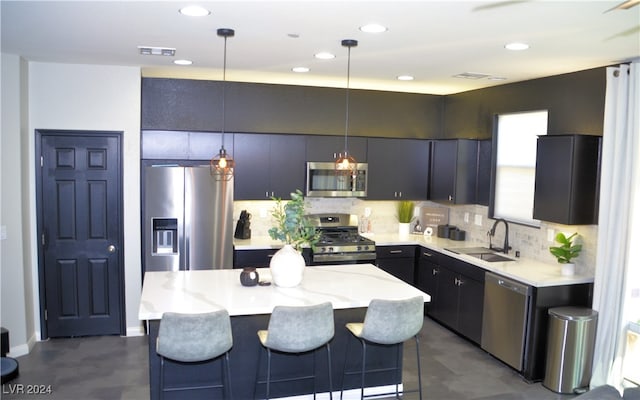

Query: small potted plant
left=396, top=200, right=415, bottom=236
left=268, top=189, right=320, bottom=287
left=549, top=232, right=582, bottom=276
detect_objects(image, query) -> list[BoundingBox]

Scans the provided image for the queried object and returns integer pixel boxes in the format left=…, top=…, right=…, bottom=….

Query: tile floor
left=2, top=317, right=577, bottom=400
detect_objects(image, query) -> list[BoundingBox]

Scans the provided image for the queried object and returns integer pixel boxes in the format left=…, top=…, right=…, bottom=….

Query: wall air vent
left=138, top=46, right=176, bottom=56
left=453, top=72, right=491, bottom=80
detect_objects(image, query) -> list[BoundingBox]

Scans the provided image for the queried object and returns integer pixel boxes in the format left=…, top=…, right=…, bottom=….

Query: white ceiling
left=1, top=0, right=639, bottom=95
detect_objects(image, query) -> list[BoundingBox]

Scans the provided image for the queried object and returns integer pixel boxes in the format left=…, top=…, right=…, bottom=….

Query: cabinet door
left=417, top=249, right=440, bottom=313
left=431, top=265, right=458, bottom=329
left=457, top=276, right=484, bottom=344
left=234, top=133, right=271, bottom=199
left=367, top=138, right=429, bottom=200
left=234, top=134, right=306, bottom=200
left=269, top=134, right=306, bottom=199
left=430, top=140, right=457, bottom=202
left=306, top=135, right=368, bottom=162
left=430, top=139, right=479, bottom=204
left=375, top=245, right=416, bottom=284
left=533, top=135, right=601, bottom=224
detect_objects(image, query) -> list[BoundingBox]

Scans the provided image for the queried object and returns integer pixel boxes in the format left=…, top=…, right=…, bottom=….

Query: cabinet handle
left=399, top=191, right=402, bottom=198
left=389, top=250, right=403, bottom=254
left=422, top=252, right=432, bottom=257
left=267, top=254, right=274, bottom=258
left=432, top=268, right=439, bottom=276
left=448, top=195, right=453, bottom=201
left=457, top=278, right=464, bottom=286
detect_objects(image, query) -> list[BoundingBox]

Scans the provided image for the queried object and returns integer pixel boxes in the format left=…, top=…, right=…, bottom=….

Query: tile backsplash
left=234, top=198, right=597, bottom=276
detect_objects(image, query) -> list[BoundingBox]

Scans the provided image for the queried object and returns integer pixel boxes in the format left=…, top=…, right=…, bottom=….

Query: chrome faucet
left=488, top=218, right=511, bottom=254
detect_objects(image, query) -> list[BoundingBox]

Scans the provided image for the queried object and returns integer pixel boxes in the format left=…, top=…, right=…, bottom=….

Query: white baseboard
left=125, top=324, right=146, bottom=337
left=8, top=332, right=37, bottom=357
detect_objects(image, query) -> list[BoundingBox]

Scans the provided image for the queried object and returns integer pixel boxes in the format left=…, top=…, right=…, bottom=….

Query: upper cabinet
left=533, top=134, right=601, bottom=225
left=234, top=133, right=306, bottom=200
left=366, top=138, right=430, bottom=200
left=141, top=130, right=231, bottom=161
left=429, top=139, right=483, bottom=204
left=306, top=135, right=368, bottom=162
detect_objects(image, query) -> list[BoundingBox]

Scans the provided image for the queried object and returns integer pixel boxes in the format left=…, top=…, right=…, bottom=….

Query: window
left=491, top=110, right=548, bottom=226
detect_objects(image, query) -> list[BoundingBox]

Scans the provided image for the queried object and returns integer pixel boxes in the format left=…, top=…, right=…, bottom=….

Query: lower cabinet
left=418, top=249, right=484, bottom=345
left=375, top=245, right=416, bottom=285
left=233, top=249, right=278, bottom=269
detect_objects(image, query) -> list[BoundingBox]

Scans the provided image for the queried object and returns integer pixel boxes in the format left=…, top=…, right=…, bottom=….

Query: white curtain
left=591, top=62, right=640, bottom=389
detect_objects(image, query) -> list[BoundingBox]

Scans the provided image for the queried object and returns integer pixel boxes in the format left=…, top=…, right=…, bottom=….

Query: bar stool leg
left=326, top=343, right=333, bottom=400
left=415, top=335, right=423, bottom=400
left=360, top=340, right=367, bottom=400
left=266, top=348, right=273, bottom=400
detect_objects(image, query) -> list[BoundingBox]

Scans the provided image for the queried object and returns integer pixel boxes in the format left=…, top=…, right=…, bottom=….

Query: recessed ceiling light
left=488, top=76, right=507, bottom=81
left=179, top=6, right=210, bottom=17
left=174, top=59, right=193, bottom=66
left=397, top=75, right=414, bottom=81
left=505, top=42, right=529, bottom=51
left=360, top=24, right=388, bottom=33
left=292, top=67, right=310, bottom=73
left=314, top=52, right=335, bottom=60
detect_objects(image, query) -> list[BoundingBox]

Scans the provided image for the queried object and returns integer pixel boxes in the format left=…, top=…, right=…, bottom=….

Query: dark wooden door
left=38, top=131, right=123, bottom=337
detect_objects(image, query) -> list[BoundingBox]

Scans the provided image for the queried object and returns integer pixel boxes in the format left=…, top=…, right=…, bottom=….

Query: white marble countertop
left=234, top=234, right=594, bottom=288
left=138, top=263, right=430, bottom=321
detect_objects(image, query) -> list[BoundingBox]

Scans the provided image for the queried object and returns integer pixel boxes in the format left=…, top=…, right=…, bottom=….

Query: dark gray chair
left=255, top=302, right=335, bottom=400
left=341, top=296, right=424, bottom=400
left=156, top=310, right=233, bottom=400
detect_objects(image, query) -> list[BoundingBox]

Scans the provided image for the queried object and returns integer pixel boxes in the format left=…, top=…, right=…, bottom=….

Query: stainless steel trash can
left=543, top=307, right=598, bottom=394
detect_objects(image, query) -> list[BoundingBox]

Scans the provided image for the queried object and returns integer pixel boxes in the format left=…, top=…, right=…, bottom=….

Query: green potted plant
left=268, top=189, right=320, bottom=287
left=396, top=200, right=415, bottom=235
left=549, top=232, right=582, bottom=276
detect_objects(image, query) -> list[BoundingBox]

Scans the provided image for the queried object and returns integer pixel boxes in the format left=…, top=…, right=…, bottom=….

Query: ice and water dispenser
left=152, top=218, right=178, bottom=255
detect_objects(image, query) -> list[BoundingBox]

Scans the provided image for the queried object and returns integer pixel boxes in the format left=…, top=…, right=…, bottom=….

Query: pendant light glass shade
left=336, top=39, right=358, bottom=176
left=210, top=28, right=235, bottom=181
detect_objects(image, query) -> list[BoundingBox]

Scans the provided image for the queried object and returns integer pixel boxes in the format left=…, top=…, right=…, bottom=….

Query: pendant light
left=210, top=28, right=235, bottom=181
left=335, top=39, right=358, bottom=176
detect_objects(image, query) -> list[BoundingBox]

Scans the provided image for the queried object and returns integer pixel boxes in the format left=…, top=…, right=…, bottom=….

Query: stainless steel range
left=307, top=213, right=376, bottom=265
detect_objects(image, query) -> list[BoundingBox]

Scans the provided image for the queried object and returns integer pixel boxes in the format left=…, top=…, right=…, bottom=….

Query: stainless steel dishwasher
left=481, top=272, right=532, bottom=371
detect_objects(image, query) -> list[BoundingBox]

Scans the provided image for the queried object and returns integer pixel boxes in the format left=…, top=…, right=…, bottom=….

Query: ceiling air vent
left=138, top=46, right=176, bottom=56
left=453, top=72, right=491, bottom=80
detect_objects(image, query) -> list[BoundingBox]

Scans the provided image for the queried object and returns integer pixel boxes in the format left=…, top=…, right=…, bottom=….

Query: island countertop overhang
left=138, top=263, right=430, bottom=321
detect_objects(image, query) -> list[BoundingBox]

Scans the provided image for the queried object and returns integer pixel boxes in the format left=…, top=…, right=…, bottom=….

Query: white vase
left=561, top=262, right=575, bottom=276
left=398, top=222, right=411, bottom=236
left=270, top=244, right=306, bottom=287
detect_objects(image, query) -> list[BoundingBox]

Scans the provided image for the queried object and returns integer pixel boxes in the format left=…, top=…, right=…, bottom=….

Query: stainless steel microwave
left=306, top=162, right=367, bottom=197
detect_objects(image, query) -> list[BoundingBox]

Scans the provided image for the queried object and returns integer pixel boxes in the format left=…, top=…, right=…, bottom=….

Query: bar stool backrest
left=360, top=296, right=424, bottom=345
left=264, top=302, right=334, bottom=353
left=157, top=310, right=233, bottom=362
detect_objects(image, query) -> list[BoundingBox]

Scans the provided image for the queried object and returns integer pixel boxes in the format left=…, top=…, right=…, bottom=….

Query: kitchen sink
left=444, top=247, right=515, bottom=262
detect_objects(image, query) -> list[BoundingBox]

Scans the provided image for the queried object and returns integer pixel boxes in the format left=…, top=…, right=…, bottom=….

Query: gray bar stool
left=255, top=302, right=335, bottom=400
left=156, top=310, right=233, bottom=400
left=340, top=296, right=424, bottom=400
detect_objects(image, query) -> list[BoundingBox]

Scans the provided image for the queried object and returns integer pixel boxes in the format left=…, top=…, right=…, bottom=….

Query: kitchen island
left=139, top=263, right=430, bottom=400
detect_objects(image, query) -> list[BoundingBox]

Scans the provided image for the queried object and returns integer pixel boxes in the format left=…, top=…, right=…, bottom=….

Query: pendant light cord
left=221, top=34, right=227, bottom=149
left=344, top=44, right=351, bottom=154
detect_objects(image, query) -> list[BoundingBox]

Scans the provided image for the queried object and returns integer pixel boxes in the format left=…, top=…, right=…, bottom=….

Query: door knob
left=107, top=245, right=116, bottom=253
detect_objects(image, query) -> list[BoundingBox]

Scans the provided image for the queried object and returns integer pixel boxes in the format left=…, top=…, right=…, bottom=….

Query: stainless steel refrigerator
left=143, top=165, right=233, bottom=271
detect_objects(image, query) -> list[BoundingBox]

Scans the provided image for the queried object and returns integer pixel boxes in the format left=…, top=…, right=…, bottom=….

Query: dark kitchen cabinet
left=428, top=253, right=484, bottom=345
left=306, top=135, right=368, bottom=162
left=234, top=133, right=306, bottom=200
left=375, top=245, right=416, bottom=285
left=533, top=134, right=601, bottom=225
left=416, top=248, right=442, bottom=314
left=141, top=130, right=233, bottom=161
left=367, top=138, right=430, bottom=200
left=476, top=140, right=492, bottom=206
left=429, top=139, right=481, bottom=204
left=233, top=248, right=278, bottom=269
